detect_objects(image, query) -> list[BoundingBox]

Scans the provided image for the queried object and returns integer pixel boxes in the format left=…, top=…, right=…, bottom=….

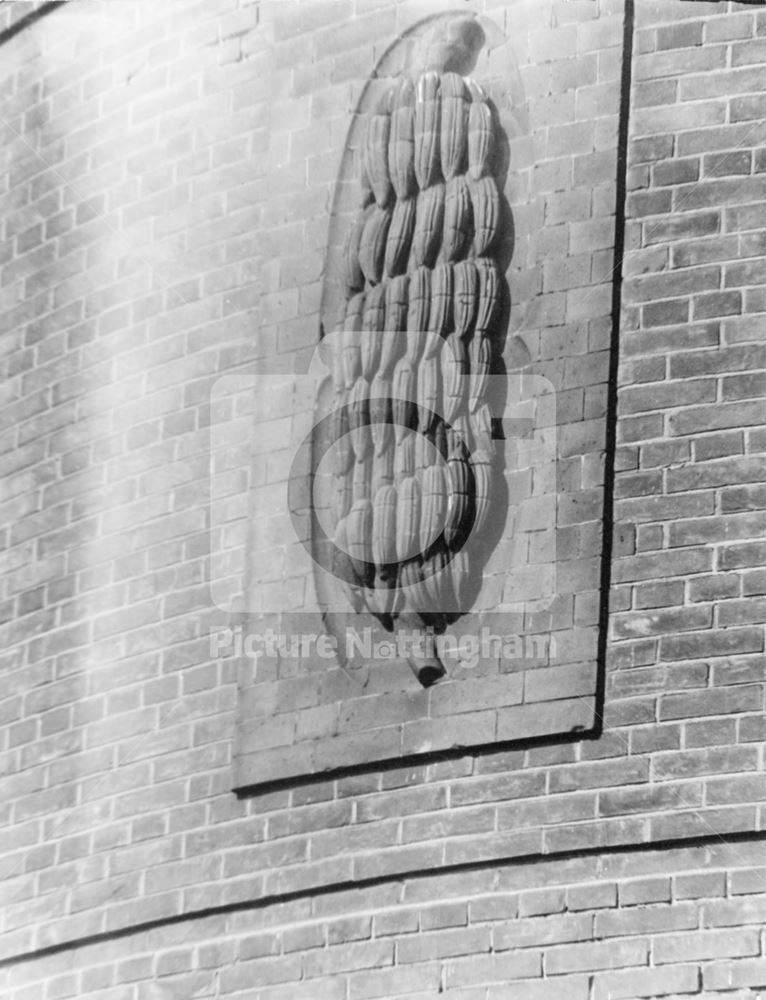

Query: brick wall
left=234, top=0, right=625, bottom=788
left=4, top=840, right=766, bottom=998
left=2, top=0, right=766, bottom=996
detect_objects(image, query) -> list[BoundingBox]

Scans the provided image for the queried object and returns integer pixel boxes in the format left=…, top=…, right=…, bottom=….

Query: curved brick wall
left=2, top=0, right=766, bottom=997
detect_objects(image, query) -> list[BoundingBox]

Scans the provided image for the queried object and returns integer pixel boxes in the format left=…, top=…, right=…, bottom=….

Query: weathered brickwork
left=611, top=0, right=766, bottom=846
left=1, top=0, right=766, bottom=995
left=3, top=840, right=766, bottom=998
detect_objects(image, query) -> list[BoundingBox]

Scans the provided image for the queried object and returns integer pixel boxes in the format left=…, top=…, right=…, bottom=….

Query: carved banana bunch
left=406, top=266, right=430, bottom=365
left=440, top=72, right=468, bottom=181
left=453, top=259, right=478, bottom=340
left=426, top=263, right=453, bottom=358
left=396, top=475, right=421, bottom=563
left=444, top=174, right=472, bottom=262
left=361, top=285, right=385, bottom=379
left=414, top=72, right=441, bottom=190
left=412, top=182, right=445, bottom=269
left=442, top=331, right=467, bottom=425
left=359, top=205, right=392, bottom=285
left=470, top=174, right=500, bottom=257
left=364, top=93, right=393, bottom=208
left=373, top=484, right=397, bottom=566
left=389, top=78, right=416, bottom=201
left=420, top=463, right=446, bottom=555
left=467, top=81, right=493, bottom=181
left=384, top=196, right=416, bottom=279
left=327, top=62, right=509, bottom=654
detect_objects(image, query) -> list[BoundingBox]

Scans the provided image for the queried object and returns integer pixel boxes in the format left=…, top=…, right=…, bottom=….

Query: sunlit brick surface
left=2, top=0, right=766, bottom=996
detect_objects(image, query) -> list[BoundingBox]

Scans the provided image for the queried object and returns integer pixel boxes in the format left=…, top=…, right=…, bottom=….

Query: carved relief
left=318, top=15, right=511, bottom=686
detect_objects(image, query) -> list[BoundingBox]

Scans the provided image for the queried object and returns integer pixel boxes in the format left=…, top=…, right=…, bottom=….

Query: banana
left=347, top=498, right=374, bottom=586
left=471, top=401, right=493, bottom=455
left=475, top=257, right=501, bottom=336
left=342, top=292, right=364, bottom=389
left=414, top=71, right=441, bottom=190
left=371, top=444, right=394, bottom=496
left=417, top=354, right=440, bottom=434
left=406, top=265, right=430, bottom=365
left=332, top=399, right=353, bottom=475
left=342, top=205, right=371, bottom=294
left=334, top=472, right=353, bottom=520
left=382, top=275, right=408, bottom=375
left=445, top=445, right=474, bottom=549
left=453, top=259, right=478, bottom=339
left=384, top=196, right=416, bottom=279
left=424, top=544, right=457, bottom=612
left=469, top=174, right=500, bottom=257
left=396, top=475, right=422, bottom=563
left=364, top=95, right=393, bottom=208
left=388, top=78, right=416, bottom=200
left=467, top=83, right=493, bottom=181
left=442, top=331, right=467, bottom=425
left=425, top=262, right=453, bottom=358
left=440, top=72, right=469, bottom=181
left=333, top=515, right=360, bottom=587
left=420, top=462, right=447, bottom=555
left=349, top=376, right=372, bottom=461
left=411, top=182, right=445, bottom=269
left=469, top=331, right=491, bottom=413
left=392, top=356, right=417, bottom=442
left=358, top=204, right=392, bottom=285
left=449, top=548, right=470, bottom=610
left=394, top=429, right=415, bottom=484
left=361, top=284, right=385, bottom=379
left=372, top=484, right=398, bottom=566
left=443, top=174, right=472, bottom=262
left=471, top=448, right=492, bottom=539
left=352, top=452, right=372, bottom=502
left=370, top=372, right=392, bottom=457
